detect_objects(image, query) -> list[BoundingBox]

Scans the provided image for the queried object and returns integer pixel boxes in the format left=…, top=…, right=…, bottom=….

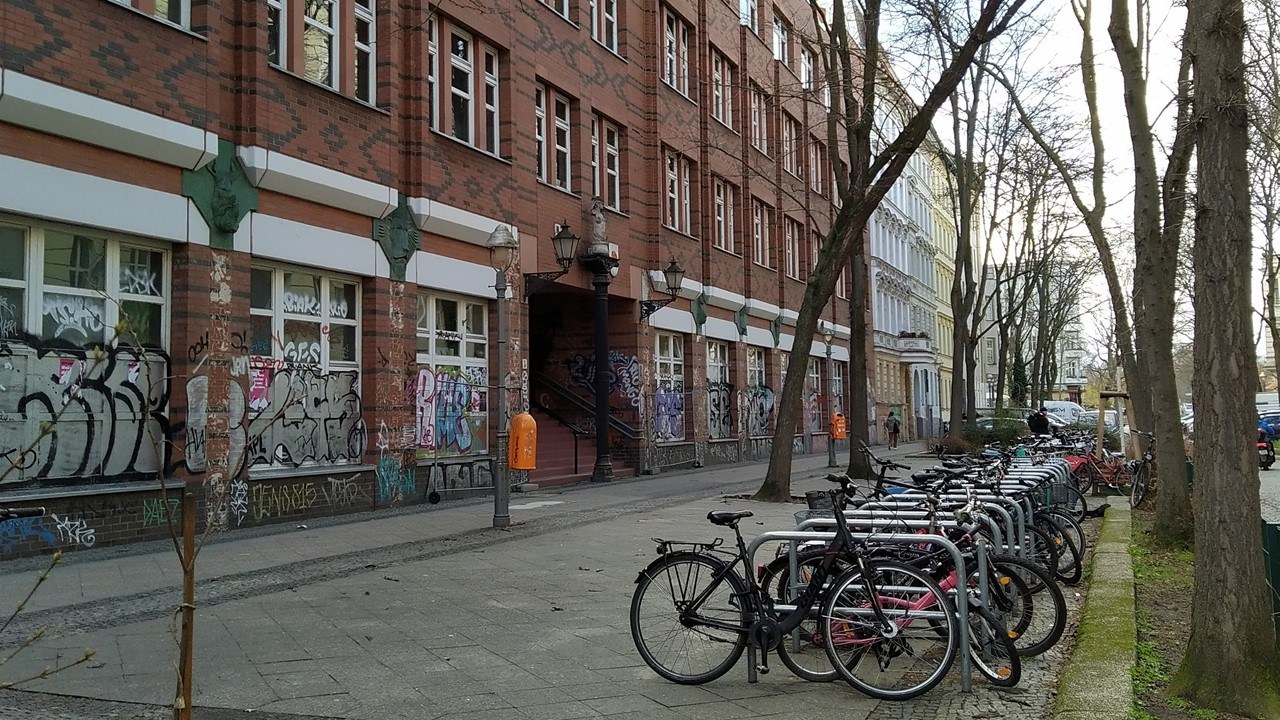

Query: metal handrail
left=532, top=372, right=642, bottom=440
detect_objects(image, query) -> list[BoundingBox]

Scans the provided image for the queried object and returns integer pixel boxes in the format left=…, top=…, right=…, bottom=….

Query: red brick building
left=0, top=0, right=863, bottom=557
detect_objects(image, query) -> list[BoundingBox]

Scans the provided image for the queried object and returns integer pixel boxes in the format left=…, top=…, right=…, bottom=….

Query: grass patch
left=1134, top=640, right=1170, bottom=696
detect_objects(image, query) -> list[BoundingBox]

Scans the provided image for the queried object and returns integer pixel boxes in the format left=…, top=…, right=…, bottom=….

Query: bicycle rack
left=746, top=527, right=974, bottom=692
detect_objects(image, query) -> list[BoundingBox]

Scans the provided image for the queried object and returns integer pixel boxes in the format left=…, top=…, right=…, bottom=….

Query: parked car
left=1042, top=400, right=1085, bottom=423
left=1076, top=410, right=1121, bottom=431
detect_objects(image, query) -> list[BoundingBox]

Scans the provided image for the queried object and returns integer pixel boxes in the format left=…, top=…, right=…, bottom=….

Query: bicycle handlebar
left=0, top=507, right=45, bottom=521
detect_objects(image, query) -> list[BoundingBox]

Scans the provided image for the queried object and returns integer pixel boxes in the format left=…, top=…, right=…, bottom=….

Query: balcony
left=898, top=332, right=934, bottom=363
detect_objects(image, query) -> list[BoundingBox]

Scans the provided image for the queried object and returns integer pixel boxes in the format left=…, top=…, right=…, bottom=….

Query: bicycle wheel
left=977, top=554, right=1066, bottom=656
left=760, top=550, right=849, bottom=682
left=1036, top=515, right=1082, bottom=585
left=630, top=552, right=749, bottom=684
left=1024, top=525, right=1061, bottom=577
left=822, top=560, right=958, bottom=701
left=1130, top=463, right=1151, bottom=508
left=1042, top=509, right=1086, bottom=558
left=967, top=602, right=1021, bottom=687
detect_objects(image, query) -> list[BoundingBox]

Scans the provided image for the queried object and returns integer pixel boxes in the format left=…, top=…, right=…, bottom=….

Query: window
left=835, top=264, right=847, bottom=298
left=747, top=347, right=765, bottom=387
left=0, top=221, right=169, bottom=348
left=741, top=0, right=758, bottom=32
left=782, top=114, right=800, bottom=175
left=713, top=178, right=735, bottom=252
left=985, top=338, right=995, bottom=365
left=664, top=151, right=694, bottom=234
left=416, top=293, right=490, bottom=458
left=711, top=51, right=734, bottom=127
left=426, top=18, right=437, bottom=128
left=544, top=0, right=570, bottom=19
left=111, top=0, right=189, bottom=28
left=811, top=232, right=821, bottom=272
left=591, top=117, right=622, bottom=210
left=752, top=200, right=771, bottom=266
left=707, top=340, right=731, bottom=440
left=832, top=360, right=846, bottom=413
left=423, top=17, right=504, bottom=153
left=784, top=218, right=802, bottom=279
left=537, top=85, right=573, bottom=190
left=590, top=0, right=619, bottom=52
left=773, top=16, right=790, bottom=65
left=250, top=266, right=358, bottom=368
left=810, top=139, right=826, bottom=194
left=268, top=0, right=285, bottom=65
left=449, top=30, right=474, bottom=143
left=800, top=47, right=814, bottom=89
left=654, top=333, right=686, bottom=441
left=354, top=0, right=376, bottom=103
left=749, top=85, right=769, bottom=154
left=807, top=357, right=821, bottom=403
left=303, top=0, right=338, bottom=88
left=662, top=8, right=691, bottom=96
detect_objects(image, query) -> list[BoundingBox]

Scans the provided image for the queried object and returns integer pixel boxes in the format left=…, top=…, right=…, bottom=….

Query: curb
left=1054, top=503, right=1135, bottom=719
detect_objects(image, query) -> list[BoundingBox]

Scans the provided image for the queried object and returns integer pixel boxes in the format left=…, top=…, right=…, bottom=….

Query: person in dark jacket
left=1027, top=406, right=1052, bottom=435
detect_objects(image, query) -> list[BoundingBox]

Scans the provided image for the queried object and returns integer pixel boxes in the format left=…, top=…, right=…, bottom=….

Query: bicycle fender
left=634, top=551, right=727, bottom=584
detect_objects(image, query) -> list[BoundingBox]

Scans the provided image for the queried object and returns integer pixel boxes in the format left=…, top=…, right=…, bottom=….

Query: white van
left=1042, top=400, right=1085, bottom=423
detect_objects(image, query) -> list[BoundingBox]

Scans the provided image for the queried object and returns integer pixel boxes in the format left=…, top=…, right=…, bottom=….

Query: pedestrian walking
left=885, top=411, right=901, bottom=449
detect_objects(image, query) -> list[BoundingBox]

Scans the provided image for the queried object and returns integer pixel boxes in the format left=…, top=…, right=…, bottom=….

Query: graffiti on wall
left=141, top=498, right=180, bottom=527
left=244, top=368, right=366, bottom=469
left=0, top=342, right=169, bottom=485
left=803, top=391, right=821, bottom=435
left=415, top=365, right=487, bottom=457
left=49, top=513, right=95, bottom=548
left=421, top=458, right=494, bottom=493
left=742, top=386, right=775, bottom=438
left=653, top=379, right=685, bottom=442
left=566, top=351, right=643, bottom=409
left=707, top=382, right=733, bottom=440
left=0, top=517, right=57, bottom=554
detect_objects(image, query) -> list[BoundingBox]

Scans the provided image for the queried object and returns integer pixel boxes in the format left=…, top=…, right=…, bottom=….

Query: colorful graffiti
left=707, top=382, right=733, bottom=440
left=566, top=351, right=643, bottom=409
left=415, top=365, right=487, bottom=457
left=743, top=386, right=775, bottom=438
left=653, top=380, right=685, bottom=442
left=0, top=517, right=56, bottom=554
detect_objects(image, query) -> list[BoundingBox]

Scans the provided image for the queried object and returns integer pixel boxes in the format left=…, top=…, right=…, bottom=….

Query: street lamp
left=523, top=221, right=580, bottom=298
left=579, top=230, right=620, bottom=483
left=823, top=323, right=837, bottom=468
left=639, top=259, right=686, bottom=320
left=487, top=224, right=518, bottom=528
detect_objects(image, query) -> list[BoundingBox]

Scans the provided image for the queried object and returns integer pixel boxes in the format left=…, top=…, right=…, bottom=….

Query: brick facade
left=0, top=0, right=867, bottom=559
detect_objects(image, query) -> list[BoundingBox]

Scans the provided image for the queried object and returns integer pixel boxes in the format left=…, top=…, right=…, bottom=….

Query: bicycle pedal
left=756, top=664, right=770, bottom=675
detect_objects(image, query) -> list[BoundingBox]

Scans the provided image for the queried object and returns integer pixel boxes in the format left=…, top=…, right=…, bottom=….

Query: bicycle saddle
left=707, top=510, right=754, bottom=527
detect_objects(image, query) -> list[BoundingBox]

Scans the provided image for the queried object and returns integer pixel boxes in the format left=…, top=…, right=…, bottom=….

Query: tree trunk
left=1169, top=0, right=1280, bottom=708
left=1108, top=0, right=1193, bottom=541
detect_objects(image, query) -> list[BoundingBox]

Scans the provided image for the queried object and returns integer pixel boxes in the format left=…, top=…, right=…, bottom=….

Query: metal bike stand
left=746, top=529, right=973, bottom=692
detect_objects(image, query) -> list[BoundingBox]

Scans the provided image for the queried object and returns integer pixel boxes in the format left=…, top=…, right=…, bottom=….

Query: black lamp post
left=579, top=235, right=619, bottom=483
left=523, top=222, right=580, bottom=298
left=822, top=323, right=837, bottom=468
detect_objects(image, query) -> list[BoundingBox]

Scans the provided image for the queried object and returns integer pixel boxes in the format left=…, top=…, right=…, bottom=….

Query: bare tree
left=1168, top=0, right=1280, bottom=710
left=752, top=0, right=1036, bottom=500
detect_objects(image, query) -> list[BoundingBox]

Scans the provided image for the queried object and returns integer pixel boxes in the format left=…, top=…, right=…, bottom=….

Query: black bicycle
left=629, top=475, right=960, bottom=701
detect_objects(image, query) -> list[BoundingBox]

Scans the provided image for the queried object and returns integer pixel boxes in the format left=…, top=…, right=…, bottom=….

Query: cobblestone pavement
left=0, top=445, right=1082, bottom=720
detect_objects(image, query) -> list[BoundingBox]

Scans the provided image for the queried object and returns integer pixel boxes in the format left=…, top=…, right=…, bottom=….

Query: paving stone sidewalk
left=0, top=444, right=1078, bottom=719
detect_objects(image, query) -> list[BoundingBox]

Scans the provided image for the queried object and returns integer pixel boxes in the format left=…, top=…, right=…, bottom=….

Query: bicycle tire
left=1130, top=463, right=1151, bottom=508
left=1036, top=515, right=1082, bottom=585
left=1023, top=524, right=1061, bottom=577
left=977, top=553, right=1066, bottom=656
left=966, top=602, right=1021, bottom=687
left=822, top=560, right=959, bottom=701
left=630, top=552, right=749, bottom=684
left=1041, top=509, right=1087, bottom=558
left=759, top=549, right=850, bottom=682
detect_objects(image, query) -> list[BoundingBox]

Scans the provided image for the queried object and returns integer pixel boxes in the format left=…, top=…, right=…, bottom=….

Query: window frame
left=111, top=0, right=190, bottom=29
left=589, top=0, right=619, bottom=52
left=749, top=85, right=769, bottom=154
left=267, top=0, right=286, bottom=66
left=250, top=264, right=360, bottom=370
left=663, top=150, right=694, bottom=234
left=415, top=291, right=491, bottom=458
left=535, top=85, right=548, bottom=182
left=713, top=177, right=735, bottom=252
left=800, top=47, right=814, bottom=89
left=353, top=0, right=376, bottom=104
left=782, top=114, right=800, bottom=175
left=711, top=50, right=734, bottom=128
left=544, top=0, right=571, bottom=20
left=773, top=16, right=790, bottom=65
left=552, top=91, right=573, bottom=190
left=302, top=0, right=339, bottom=90
left=741, top=0, right=758, bottom=32
left=752, top=200, right=771, bottom=267
left=449, top=29, right=475, bottom=145
left=0, top=218, right=171, bottom=349
left=654, top=332, right=686, bottom=442
left=662, top=8, right=691, bottom=96
left=784, top=217, right=802, bottom=279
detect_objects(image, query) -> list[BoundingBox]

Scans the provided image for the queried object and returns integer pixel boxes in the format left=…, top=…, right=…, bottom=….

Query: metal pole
left=493, top=268, right=510, bottom=528
left=590, top=269, right=614, bottom=482
left=826, top=340, right=837, bottom=467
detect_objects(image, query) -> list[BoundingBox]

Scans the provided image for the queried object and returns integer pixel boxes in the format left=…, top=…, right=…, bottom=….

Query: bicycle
left=629, top=475, right=960, bottom=700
